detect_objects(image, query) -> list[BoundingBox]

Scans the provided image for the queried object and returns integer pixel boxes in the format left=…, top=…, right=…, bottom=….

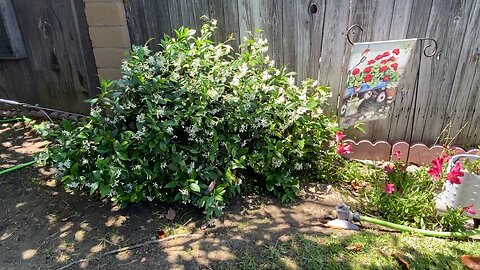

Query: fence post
left=83, top=0, right=130, bottom=80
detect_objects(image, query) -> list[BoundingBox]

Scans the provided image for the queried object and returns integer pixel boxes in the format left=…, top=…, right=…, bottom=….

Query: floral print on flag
left=340, top=39, right=417, bottom=128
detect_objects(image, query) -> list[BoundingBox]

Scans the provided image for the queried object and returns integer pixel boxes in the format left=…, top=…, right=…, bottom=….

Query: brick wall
left=83, top=0, right=130, bottom=80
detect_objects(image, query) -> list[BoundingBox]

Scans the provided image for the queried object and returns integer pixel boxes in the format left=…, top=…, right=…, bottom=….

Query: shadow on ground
left=1, top=122, right=478, bottom=270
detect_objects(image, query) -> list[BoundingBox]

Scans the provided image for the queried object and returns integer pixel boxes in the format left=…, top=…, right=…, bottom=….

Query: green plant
left=362, top=162, right=440, bottom=230
left=35, top=19, right=338, bottom=219
left=357, top=151, right=470, bottom=231
left=463, top=157, right=480, bottom=175
left=439, top=207, right=469, bottom=232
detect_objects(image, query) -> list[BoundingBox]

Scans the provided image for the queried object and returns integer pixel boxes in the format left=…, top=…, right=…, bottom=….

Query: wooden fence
left=125, top=0, right=480, bottom=147
left=0, top=0, right=98, bottom=114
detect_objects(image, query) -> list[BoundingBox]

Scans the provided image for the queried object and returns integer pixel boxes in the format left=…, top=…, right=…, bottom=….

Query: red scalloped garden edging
left=343, top=140, right=479, bottom=165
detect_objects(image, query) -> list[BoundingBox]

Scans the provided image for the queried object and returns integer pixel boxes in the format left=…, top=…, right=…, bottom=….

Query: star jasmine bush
left=35, top=20, right=339, bottom=219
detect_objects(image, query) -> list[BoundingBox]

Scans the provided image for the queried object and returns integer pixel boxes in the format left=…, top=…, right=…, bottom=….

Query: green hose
left=0, top=160, right=36, bottom=175
left=360, top=215, right=480, bottom=238
left=0, top=117, right=23, bottom=123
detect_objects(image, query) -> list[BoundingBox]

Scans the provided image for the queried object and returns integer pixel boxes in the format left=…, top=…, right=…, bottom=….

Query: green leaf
left=159, top=142, right=167, bottom=152
left=190, top=182, right=201, bottom=193
left=90, top=182, right=99, bottom=195
left=116, top=151, right=129, bottom=161
left=70, top=163, right=78, bottom=175
left=100, top=184, right=111, bottom=198
left=165, top=181, right=178, bottom=188
left=298, top=139, right=305, bottom=149
left=225, top=168, right=235, bottom=183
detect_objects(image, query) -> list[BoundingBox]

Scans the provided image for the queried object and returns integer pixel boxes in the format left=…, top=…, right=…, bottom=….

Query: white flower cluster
left=272, top=157, right=283, bottom=168
left=133, top=126, right=147, bottom=140
left=90, top=106, right=101, bottom=117
left=82, top=140, right=96, bottom=151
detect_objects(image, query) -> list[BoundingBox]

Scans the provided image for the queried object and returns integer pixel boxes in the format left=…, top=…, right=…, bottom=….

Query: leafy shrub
left=36, top=20, right=338, bottom=219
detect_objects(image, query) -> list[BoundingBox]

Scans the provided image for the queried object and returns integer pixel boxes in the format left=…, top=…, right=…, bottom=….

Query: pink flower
left=363, top=66, right=372, bottom=73
left=375, top=55, right=382, bottom=60
left=337, top=143, right=353, bottom=155
left=392, top=150, right=401, bottom=159
left=428, top=156, right=445, bottom=179
left=383, top=51, right=391, bottom=57
left=334, top=131, right=346, bottom=143
left=392, top=48, right=400, bottom=55
left=384, top=183, right=395, bottom=194
left=367, top=59, right=376, bottom=65
left=463, top=204, right=477, bottom=215
left=379, top=66, right=388, bottom=72
left=384, top=163, right=394, bottom=174
left=446, top=162, right=464, bottom=185
left=351, top=68, right=360, bottom=75
left=391, top=63, right=399, bottom=71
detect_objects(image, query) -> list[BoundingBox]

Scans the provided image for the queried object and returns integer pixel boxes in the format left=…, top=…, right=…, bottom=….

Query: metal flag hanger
left=346, top=24, right=438, bottom=57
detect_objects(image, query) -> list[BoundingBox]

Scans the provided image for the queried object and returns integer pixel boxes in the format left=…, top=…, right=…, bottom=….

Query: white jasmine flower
left=288, top=76, right=295, bottom=87
left=294, top=163, right=303, bottom=171
left=262, top=70, right=272, bottom=81
left=239, top=124, right=247, bottom=133
left=272, top=157, right=282, bottom=168
left=67, top=182, right=79, bottom=189
left=136, top=113, right=145, bottom=123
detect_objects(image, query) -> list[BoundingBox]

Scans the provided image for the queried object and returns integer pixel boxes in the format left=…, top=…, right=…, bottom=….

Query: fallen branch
left=57, top=233, right=204, bottom=270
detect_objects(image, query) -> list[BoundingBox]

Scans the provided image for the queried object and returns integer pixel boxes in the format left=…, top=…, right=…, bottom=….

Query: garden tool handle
left=447, top=154, right=480, bottom=172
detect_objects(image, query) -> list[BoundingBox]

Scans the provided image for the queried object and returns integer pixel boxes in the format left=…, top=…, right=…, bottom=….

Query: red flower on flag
left=364, top=74, right=373, bottom=83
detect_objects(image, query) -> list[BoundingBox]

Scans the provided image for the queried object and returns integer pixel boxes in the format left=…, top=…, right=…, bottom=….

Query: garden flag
left=339, top=39, right=417, bottom=128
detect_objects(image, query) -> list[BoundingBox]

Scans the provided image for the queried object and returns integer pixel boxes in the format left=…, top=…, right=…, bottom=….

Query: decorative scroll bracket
left=346, top=24, right=438, bottom=57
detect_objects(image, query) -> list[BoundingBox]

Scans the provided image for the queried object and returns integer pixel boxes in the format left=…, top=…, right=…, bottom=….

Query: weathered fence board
left=0, top=0, right=98, bottom=114
left=449, top=1, right=480, bottom=145
left=124, top=0, right=480, bottom=147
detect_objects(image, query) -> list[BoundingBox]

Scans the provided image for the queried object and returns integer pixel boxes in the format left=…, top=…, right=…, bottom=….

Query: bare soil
left=0, top=122, right=345, bottom=270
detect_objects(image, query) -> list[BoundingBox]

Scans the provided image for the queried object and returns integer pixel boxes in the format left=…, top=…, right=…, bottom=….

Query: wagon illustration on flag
left=339, top=39, right=417, bottom=128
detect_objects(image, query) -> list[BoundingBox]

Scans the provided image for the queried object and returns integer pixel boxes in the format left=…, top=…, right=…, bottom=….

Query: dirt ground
left=0, top=122, right=347, bottom=270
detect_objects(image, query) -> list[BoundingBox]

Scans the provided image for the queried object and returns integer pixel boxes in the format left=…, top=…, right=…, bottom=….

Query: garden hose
left=359, top=215, right=480, bottom=238
left=0, top=160, right=36, bottom=175
left=0, top=117, right=23, bottom=123
left=332, top=204, right=480, bottom=238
